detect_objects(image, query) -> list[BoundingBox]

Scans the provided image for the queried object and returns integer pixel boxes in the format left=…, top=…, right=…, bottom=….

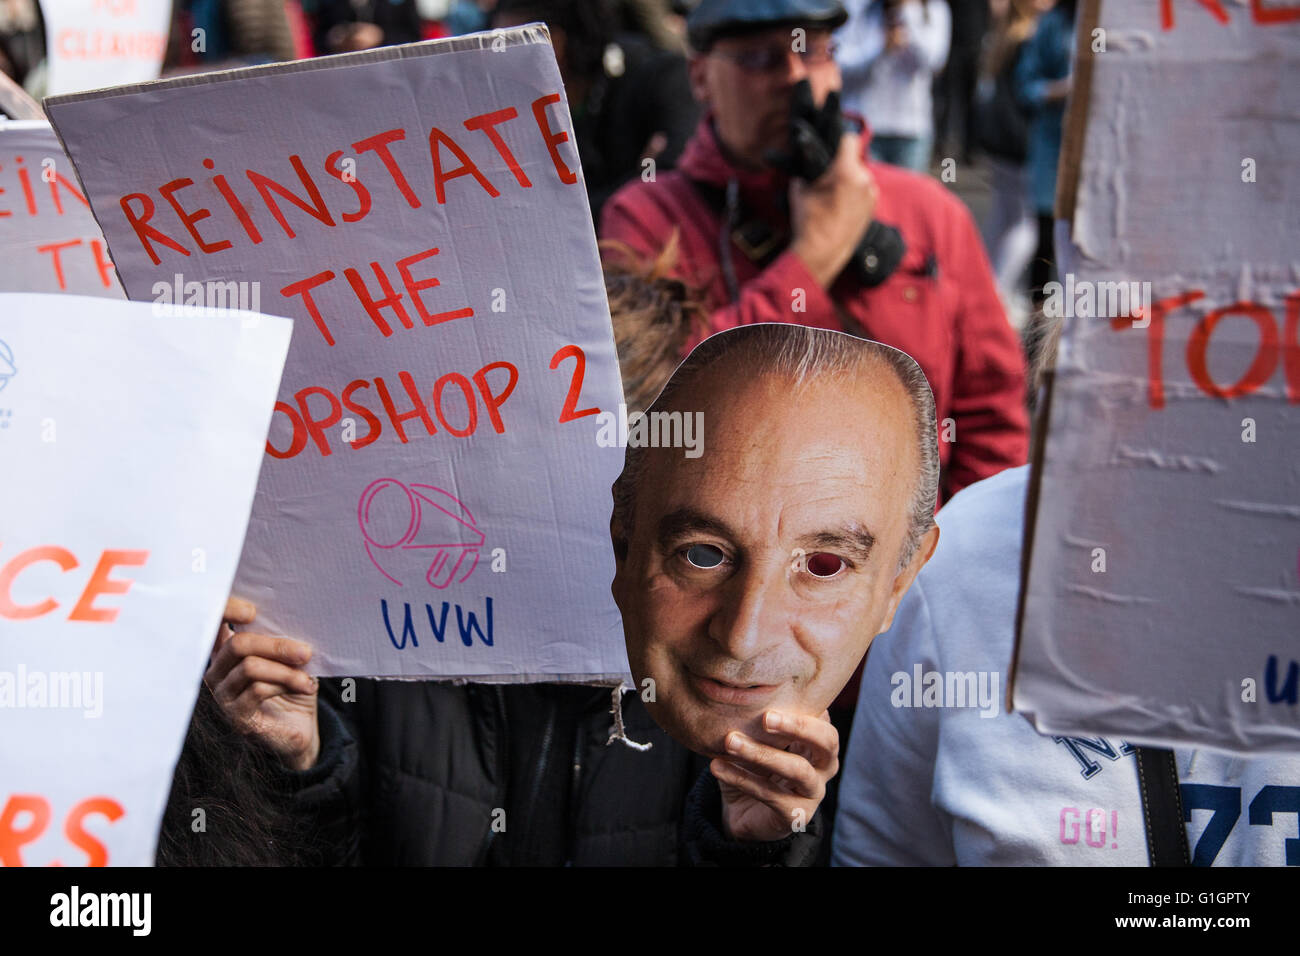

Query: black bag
left=973, top=41, right=1031, bottom=162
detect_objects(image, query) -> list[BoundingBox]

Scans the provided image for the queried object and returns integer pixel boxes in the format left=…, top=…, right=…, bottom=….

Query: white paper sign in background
left=0, top=120, right=124, bottom=297
left=47, top=29, right=631, bottom=682
left=1013, top=4, right=1300, bottom=753
left=0, top=293, right=291, bottom=866
left=40, top=0, right=173, bottom=96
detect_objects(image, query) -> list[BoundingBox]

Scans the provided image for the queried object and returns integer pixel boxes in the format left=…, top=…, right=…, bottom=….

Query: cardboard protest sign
left=1012, top=2, right=1300, bottom=753
left=46, top=28, right=631, bottom=682
left=40, top=0, right=173, bottom=96
left=0, top=293, right=291, bottom=866
left=0, top=121, right=124, bottom=297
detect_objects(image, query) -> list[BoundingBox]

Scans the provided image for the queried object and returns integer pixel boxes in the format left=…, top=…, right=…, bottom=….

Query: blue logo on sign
left=0, top=340, right=15, bottom=393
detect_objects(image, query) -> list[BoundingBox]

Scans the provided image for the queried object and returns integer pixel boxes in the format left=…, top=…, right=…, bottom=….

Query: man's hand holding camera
left=790, top=131, right=879, bottom=289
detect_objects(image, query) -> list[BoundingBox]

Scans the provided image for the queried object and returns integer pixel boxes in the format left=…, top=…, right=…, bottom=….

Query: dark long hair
left=493, top=0, right=616, bottom=78
left=156, top=683, right=310, bottom=866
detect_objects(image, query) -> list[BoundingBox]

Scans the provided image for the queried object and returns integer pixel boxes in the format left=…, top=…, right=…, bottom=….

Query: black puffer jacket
left=287, top=678, right=822, bottom=866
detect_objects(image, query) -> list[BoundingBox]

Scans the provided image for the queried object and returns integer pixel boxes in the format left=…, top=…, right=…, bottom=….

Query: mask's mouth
left=687, top=669, right=783, bottom=706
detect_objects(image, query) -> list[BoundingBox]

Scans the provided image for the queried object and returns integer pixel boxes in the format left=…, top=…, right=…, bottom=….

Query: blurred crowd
left=3, top=0, right=1139, bottom=868
left=3, top=0, right=1077, bottom=324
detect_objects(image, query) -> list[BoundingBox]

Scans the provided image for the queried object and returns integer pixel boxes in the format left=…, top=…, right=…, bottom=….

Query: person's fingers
left=760, top=709, right=840, bottom=772
left=215, top=655, right=317, bottom=705
left=226, top=681, right=292, bottom=722
left=837, top=131, right=862, bottom=166
left=223, top=596, right=257, bottom=626
left=209, top=597, right=255, bottom=659
left=210, top=620, right=233, bottom=659
left=821, top=89, right=841, bottom=127
left=710, top=757, right=808, bottom=815
left=721, top=731, right=823, bottom=799
left=206, top=631, right=311, bottom=690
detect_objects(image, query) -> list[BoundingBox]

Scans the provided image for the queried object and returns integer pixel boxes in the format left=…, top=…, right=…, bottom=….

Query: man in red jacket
left=600, top=0, right=1028, bottom=498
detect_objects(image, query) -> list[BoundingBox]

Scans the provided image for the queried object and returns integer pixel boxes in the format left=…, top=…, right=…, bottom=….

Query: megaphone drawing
left=358, top=478, right=485, bottom=588
left=0, top=340, right=16, bottom=394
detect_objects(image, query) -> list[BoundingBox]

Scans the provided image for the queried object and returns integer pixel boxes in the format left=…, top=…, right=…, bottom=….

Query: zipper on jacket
left=474, top=685, right=509, bottom=866
left=520, top=697, right=558, bottom=861
left=565, top=686, right=616, bottom=865
left=564, top=718, right=586, bottom=866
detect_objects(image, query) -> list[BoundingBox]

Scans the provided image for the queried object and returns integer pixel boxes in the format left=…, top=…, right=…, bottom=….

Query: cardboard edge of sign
left=41, top=23, right=553, bottom=109
left=0, top=70, right=43, bottom=121
left=0, top=117, right=53, bottom=136
left=1007, top=0, right=1100, bottom=718
left=363, top=674, right=633, bottom=686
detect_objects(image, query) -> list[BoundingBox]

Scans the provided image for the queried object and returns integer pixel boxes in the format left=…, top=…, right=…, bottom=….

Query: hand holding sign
left=206, top=597, right=320, bottom=772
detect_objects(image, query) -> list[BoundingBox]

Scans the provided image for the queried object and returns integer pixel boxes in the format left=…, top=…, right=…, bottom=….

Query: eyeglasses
left=711, top=40, right=838, bottom=74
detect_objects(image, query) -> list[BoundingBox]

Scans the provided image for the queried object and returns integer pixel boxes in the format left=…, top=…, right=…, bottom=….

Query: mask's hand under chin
left=709, top=708, right=840, bottom=843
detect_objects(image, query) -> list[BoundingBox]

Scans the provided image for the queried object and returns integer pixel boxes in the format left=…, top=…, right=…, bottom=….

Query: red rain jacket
left=600, top=116, right=1029, bottom=498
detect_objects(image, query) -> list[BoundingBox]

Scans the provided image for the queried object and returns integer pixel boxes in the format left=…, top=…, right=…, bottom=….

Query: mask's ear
left=610, top=512, right=629, bottom=565
left=610, top=511, right=630, bottom=609
left=875, top=524, right=940, bottom=637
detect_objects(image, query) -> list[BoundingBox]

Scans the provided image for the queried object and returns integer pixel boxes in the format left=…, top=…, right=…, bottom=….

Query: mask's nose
left=706, top=558, right=794, bottom=664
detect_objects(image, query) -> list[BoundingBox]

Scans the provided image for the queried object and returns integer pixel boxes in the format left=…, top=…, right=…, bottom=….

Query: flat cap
left=687, top=0, right=848, bottom=51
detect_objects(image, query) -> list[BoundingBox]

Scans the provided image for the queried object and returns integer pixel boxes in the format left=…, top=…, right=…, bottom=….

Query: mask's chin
left=666, top=699, right=770, bottom=760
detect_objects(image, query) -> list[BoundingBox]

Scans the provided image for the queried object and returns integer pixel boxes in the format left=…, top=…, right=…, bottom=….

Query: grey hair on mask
left=610, top=324, right=939, bottom=573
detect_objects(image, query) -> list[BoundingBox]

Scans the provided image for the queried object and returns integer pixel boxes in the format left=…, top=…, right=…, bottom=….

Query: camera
left=769, top=80, right=906, bottom=288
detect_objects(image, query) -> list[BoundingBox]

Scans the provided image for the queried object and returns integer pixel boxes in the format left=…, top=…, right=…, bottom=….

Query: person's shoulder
left=939, top=464, right=1030, bottom=526
left=890, top=466, right=1028, bottom=671
left=930, top=465, right=1030, bottom=566
left=603, top=168, right=696, bottom=223
left=869, top=158, right=972, bottom=221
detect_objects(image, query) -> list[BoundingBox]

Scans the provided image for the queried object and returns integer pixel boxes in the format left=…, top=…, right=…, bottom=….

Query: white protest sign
left=1013, top=2, right=1300, bottom=753
left=0, top=121, right=123, bottom=297
left=46, top=28, right=631, bottom=682
left=0, top=293, right=291, bottom=866
left=41, top=0, right=173, bottom=96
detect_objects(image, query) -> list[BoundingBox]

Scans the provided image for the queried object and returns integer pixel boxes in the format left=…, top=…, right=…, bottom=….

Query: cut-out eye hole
left=684, top=544, right=726, bottom=569
left=805, top=552, right=845, bottom=577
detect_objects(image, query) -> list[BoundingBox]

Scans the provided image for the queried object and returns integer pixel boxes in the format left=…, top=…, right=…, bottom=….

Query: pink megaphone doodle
left=358, top=479, right=485, bottom=588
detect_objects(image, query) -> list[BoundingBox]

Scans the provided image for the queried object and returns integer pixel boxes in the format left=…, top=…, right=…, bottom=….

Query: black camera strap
left=1133, top=746, right=1192, bottom=866
left=682, top=174, right=786, bottom=304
